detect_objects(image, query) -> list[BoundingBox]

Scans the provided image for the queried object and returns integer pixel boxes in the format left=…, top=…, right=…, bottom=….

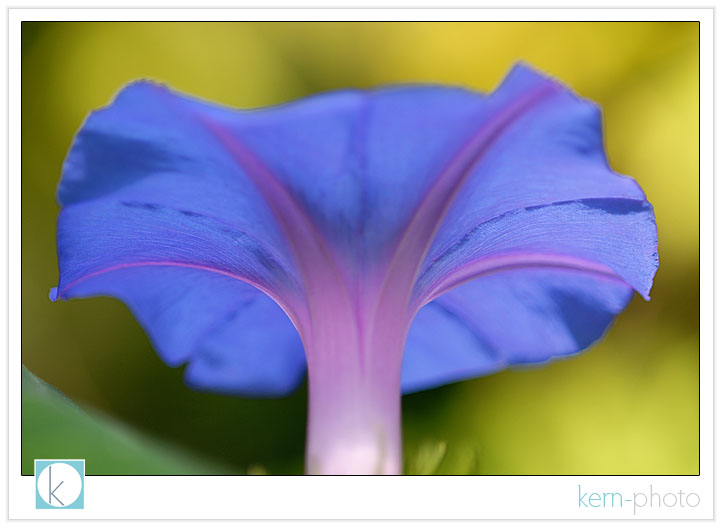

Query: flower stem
left=302, top=304, right=405, bottom=475
left=305, top=364, right=402, bottom=475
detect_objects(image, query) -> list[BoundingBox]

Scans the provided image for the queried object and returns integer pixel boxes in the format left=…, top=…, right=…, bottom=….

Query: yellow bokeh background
left=22, top=22, right=699, bottom=475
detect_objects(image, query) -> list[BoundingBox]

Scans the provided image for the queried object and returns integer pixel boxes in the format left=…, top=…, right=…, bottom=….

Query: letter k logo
left=47, top=465, right=65, bottom=506
left=35, top=460, right=84, bottom=509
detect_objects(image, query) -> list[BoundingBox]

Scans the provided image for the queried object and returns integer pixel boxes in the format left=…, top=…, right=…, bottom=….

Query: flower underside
left=52, top=63, right=658, bottom=474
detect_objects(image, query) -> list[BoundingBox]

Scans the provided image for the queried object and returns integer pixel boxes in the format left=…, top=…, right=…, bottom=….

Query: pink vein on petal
left=373, top=80, right=563, bottom=326
left=196, top=115, right=361, bottom=363
left=416, top=251, right=635, bottom=313
left=56, top=260, right=303, bottom=331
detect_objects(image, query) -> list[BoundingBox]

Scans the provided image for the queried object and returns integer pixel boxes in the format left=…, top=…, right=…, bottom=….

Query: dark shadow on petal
left=579, top=197, right=651, bottom=215
left=58, top=129, right=189, bottom=205
left=547, top=286, right=634, bottom=351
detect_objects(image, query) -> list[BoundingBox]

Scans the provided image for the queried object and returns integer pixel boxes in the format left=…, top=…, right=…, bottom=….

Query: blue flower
left=52, top=63, right=658, bottom=474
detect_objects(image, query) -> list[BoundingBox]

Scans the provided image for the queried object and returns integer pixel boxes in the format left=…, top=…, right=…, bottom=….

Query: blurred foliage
left=21, top=22, right=699, bottom=475
left=404, top=441, right=448, bottom=475
left=22, top=365, right=227, bottom=475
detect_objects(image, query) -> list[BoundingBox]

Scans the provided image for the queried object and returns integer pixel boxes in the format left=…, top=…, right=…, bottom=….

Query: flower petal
left=414, top=197, right=658, bottom=308
left=56, top=265, right=305, bottom=396
left=54, top=82, right=312, bottom=396
left=402, top=267, right=633, bottom=393
left=414, top=64, right=658, bottom=306
left=56, top=81, right=304, bottom=307
left=54, top=63, right=659, bottom=402
left=228, top=86, right=491, bottom=267
left=183, top=290, right=305, bottom=397
left=401, top=64, right=658, bottom=391
left=404, top=198, right=656, bottom=388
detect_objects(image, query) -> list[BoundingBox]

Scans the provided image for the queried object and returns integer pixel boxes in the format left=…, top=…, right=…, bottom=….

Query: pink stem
left=301, top=283, right=407, bottom=475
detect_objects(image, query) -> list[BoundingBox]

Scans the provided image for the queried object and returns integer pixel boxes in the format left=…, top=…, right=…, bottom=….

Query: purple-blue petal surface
left=54, top=63, right=658, bottom=409
left=402, top=268, right=633, bottom=393
left=56, top=266, right=305, bottom=396
left=415, top=65, right=657, bottom=305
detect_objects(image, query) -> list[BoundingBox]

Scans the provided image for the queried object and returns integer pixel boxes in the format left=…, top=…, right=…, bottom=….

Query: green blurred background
left=21, top=22, right=699, bottom=475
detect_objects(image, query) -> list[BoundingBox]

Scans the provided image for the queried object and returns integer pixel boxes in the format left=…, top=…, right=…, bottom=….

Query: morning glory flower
left=52, top=63, right=658, bottom=475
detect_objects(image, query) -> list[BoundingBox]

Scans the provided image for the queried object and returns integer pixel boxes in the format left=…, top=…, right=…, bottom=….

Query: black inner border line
left=17, top=19, right=703, bottom=478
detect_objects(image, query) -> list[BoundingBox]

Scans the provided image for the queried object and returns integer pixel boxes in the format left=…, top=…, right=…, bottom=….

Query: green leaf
left=21, top=365, right=232, bottom=475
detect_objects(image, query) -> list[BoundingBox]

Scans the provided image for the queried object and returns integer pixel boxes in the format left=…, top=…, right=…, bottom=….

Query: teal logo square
left=35, top=459, right=84, bottom=509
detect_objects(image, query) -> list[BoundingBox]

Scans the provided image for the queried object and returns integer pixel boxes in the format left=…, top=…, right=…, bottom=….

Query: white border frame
left=6, top=6, right=714, bottom=521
